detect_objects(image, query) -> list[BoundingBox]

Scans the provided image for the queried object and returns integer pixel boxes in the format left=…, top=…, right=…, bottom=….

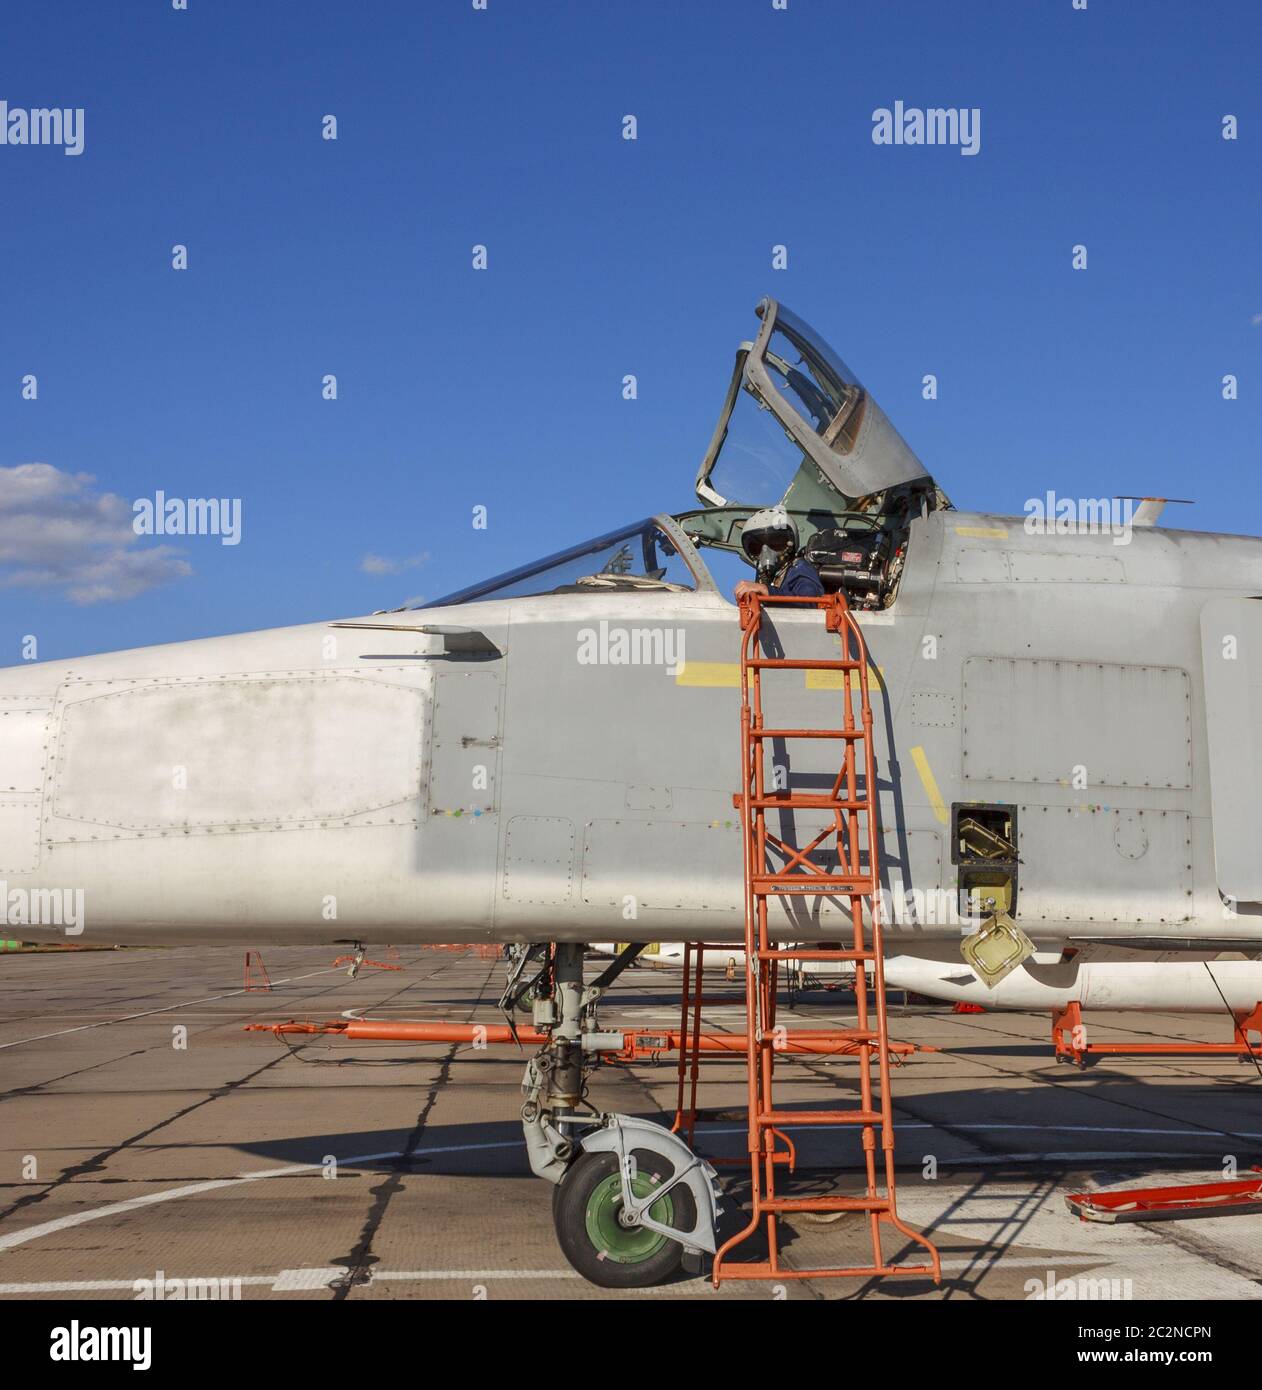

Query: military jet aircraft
left=4, top=297, right=1261, bottom=1285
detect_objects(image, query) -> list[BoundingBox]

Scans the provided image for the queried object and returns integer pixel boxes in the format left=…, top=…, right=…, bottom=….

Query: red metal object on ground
left=331, top=953, right=402, bottom=974
left=243, top=951, right=271, bottom=993
left=1052, top=999, right=1262, bottom=1066
left=1067, top=1169, right=1262, bottom=1223
left=707, top=589, right=940, bottom=1287
left=953, top=1002, right=985, bottom=1014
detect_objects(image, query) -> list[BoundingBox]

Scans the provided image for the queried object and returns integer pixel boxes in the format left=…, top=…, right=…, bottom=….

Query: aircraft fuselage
left=3, top=507, right=1261, bottom=953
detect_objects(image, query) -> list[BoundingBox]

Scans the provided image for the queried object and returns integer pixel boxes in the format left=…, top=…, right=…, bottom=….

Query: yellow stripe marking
left=675, top=661, right=741, bottom=687
left=909, top=745, right=950, bottom=825
left=676, top=663, right=886, bottom=693
left=954, top=525, right=1008, bottom=539
left=805, top=666, right=885, bottom=693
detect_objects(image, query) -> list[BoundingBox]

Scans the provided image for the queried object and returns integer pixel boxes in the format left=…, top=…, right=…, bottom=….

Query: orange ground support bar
left=1052, top=999, right=1262, bottom=1066
left=331, top=953, right=402, bottom=973
left=244, top=1015, right=930, bottom=1063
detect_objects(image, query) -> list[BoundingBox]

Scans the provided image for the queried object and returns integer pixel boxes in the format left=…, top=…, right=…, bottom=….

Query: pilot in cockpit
left=733, top=505, right=824, bottom=601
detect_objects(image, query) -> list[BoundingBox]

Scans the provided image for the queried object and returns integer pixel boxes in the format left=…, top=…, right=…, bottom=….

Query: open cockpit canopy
left=694, top=297, right=933, bottom=513
left=678, top=298, right=948, bottom=606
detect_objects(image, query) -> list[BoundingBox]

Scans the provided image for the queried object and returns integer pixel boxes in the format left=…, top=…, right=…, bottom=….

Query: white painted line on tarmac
left=0, top=1122, right=1248, bottom=1257
left=1, top=1254, right=1213, bottom=1298
left=0, top=1140, right=530, bottom=1254
left=696, top=1121, right=1262, bottom=1140
left=0, top=965, right=352, bottom=1050
left=0, top=1277, right=277, bottom=1293
left=372, top=1268, right=580, bottom=1282
left=270, top=1267, right=345, bottom=1290
left=894, top=1123, right=1262, bottom=1137
left=0, top=1268, right=580, bottom=1295
left=934, top=1151, right=1209, bottom=1164
left=0, top=1148, right=403, bottom=1254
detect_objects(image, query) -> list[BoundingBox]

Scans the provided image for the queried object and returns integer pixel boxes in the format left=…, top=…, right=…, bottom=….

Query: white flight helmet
left=741, top=505, right=799, bottom=580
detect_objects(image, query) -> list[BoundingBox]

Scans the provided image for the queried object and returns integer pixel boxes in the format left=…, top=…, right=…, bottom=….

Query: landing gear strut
left=514, top=943, right=719, bottom=1287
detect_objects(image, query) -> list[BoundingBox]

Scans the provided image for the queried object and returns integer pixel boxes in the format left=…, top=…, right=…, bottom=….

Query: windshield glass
left=705, top=358, right=812, bottom=507
left=701, top=308, right=871, bottom=509
left=763, top=314, right=863, bottom=453
left=419, top=519, right=698, bottom=608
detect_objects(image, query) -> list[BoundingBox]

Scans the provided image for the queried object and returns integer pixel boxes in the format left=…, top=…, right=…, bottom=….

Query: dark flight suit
left=771, top=555, right=825, bottom=598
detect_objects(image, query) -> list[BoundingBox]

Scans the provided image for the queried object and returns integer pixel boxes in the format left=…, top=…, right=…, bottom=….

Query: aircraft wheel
left=553, top=1149, right=695, bottom=1289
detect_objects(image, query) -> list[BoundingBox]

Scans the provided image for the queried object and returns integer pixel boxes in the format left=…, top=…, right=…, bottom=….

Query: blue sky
left=2, top=0, right=1259, bottom=662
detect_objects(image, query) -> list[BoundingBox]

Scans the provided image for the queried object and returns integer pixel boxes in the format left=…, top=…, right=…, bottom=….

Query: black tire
left=553, top=1148, right=697, bottom=1289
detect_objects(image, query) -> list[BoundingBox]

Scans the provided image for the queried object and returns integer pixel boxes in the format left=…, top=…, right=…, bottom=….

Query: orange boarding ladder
left=711, top=589, right=940, bottom=1286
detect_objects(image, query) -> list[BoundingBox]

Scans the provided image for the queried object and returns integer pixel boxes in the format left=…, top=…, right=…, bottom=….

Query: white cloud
left=0, top=463, right=191, bottom=604
left=360, top=550, right=429, bottom=576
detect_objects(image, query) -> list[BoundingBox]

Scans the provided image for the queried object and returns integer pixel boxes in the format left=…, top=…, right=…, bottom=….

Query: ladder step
left=757, top=949, right=875, bottom=962
left=752, top=875, right=876, bottom=893
left=747, top=795, right=869, bottom=810
left=762, top=1196, right=892, bottom=1213
left=709, top=1261, right=937, bottom=1282
left=747, top=658, right=862, bottom=670
left=750, top=728, right=864, bottom=740
left=758, top=1110, right=882, bottom=1126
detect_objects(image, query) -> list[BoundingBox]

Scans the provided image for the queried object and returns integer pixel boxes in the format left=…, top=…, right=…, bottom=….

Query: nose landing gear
left=514, top=943, right=719, bottom=1288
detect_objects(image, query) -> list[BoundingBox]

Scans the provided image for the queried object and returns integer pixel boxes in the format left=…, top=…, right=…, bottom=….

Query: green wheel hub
left=583, top=1170, right=675, bottom=1265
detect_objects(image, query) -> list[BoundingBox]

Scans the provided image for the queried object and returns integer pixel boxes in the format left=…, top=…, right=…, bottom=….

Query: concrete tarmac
left=1, top=946, right=1260, bottom=1301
